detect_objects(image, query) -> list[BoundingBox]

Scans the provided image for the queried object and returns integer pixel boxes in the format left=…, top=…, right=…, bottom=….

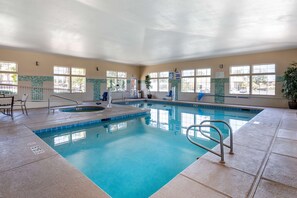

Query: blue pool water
left=37, top=102, right=258, bottom=197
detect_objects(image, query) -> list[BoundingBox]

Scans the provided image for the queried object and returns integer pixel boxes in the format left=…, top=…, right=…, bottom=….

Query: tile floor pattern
left=0, top=102, right=296, bottom=198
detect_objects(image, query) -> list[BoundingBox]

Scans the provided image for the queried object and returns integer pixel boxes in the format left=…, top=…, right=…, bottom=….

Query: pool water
left=37, top=102, right=258, bottom=198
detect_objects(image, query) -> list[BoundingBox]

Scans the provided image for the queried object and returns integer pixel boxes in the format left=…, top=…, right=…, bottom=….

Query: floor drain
left=30, top=145, right=45, bottom=155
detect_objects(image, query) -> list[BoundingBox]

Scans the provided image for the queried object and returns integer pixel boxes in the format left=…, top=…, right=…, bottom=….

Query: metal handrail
left=186, top=124, right=225, bottom=163
left=200, top=120, right=233, bottom=154
left=48, top=95, right=79, bottom=113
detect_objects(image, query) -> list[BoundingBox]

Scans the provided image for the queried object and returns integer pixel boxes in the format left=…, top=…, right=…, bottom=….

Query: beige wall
left=0, top=48, right=140, bottom=79
left=1, top=47, right=296, bottom=108
left=140, top=49, right=297, bottom=108
left=140, top=49, right=297, bottom=78
left=0, top=48, right=140, bottom=107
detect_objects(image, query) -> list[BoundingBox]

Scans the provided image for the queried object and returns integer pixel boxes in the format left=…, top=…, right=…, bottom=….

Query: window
left=181, top=68, right=211, bottom=93
left=229, top=66, right=250, bottom=94
left=148, top=72, right=169, bottom=92
left=252, top=64, right=275, bottom=95
left=229, top=64, right=275, bottom=95
left=54, top=66, right=86, bottom=93
left=158, top=72, right=169, bottom=92
left=149, top=72, right=158, bottom=92
left=181, top=70, right=195, bottom=93
left=106, top=71, right=127, bottom=91
left=196, top=69, right=211, bottom=93
left=0, top=61, right=18, bottom=94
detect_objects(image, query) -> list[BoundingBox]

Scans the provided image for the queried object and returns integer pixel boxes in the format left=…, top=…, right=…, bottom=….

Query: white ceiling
left=0, top=0, right=297, bottom=65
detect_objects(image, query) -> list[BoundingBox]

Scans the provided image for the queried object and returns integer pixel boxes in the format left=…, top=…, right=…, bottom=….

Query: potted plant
left=282, top=62, right=297, bottom=109
left=145, top=74, right=152, bottom=99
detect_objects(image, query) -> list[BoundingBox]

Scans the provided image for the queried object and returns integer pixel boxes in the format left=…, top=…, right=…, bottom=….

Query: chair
left=101, top=92, right=108, bottom=101
left=166, top=90, right=173, bottom=97
left=163, top=90, right=172, bottom=100
left=198, top=92, right=205, bottom=101
left=14, top=94, right=29, bottom=115
left=0, top=96, right=14, bottom=118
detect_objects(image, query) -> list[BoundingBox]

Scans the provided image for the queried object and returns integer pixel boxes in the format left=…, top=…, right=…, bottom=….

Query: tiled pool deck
left=0, top=101, right=297, bottom=197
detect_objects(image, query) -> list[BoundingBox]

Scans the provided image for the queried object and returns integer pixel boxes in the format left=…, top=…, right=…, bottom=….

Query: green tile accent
left=87, top=79, right=102, bottom=100
left=276, top=75, right=284, bottom=82
left=87, top=79, right=106, bottom=100
left=19, top=75, right=53, bottom=101
left=213, top=78, right=227, bottom=104
left=19, top=76, right=53, bottom=82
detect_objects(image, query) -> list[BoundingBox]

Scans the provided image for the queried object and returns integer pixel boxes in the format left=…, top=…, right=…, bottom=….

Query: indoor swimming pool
left=37, top=102, right=259, bottom=197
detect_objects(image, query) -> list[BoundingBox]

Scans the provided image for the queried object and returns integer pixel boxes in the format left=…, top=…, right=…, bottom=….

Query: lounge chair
left=0, top=96, right=14, bottom=118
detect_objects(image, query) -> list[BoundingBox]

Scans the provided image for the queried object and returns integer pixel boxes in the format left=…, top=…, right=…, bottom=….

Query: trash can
left=137, top=90, right=142, bottom=98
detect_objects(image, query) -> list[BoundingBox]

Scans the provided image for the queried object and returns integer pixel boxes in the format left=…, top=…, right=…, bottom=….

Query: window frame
left=229, top=64, right=276, bottom=96
left=181, top=68, right=211, bottom=93
left=0, top=61, right=18, bottom=94
left=148, top=72, right=158, bottom=92
left=196, top=68, right=211, bottom=93
left=181, top=69, right=195, bottom=93
left=53, top=66, right=86, bottom=93
left=148, top=71, right=169, bottom=92
left=158, top=71, right=169, bottom=92
left=251, top=64, right=276, bottom=96
left=106, top=70, right=127, bottom=92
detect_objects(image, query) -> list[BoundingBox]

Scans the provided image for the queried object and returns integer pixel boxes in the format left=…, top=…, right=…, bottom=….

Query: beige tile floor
left=0, top=102, right=296, bottom=198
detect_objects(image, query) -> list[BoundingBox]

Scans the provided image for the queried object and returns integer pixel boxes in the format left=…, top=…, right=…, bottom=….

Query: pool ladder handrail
left=186, top=124, right=225, bottom=163
left=186, top=120, right=234, bottom=163
left=199, top=120, right=234, bottom=154
left=48, top=95, right=79, bottom=113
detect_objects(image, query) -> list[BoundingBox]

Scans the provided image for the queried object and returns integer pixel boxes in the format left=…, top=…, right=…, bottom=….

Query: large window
left=148, top=72, right=169, bottom=92
left=158, top=72, right=169, bottom=92
left=181, top=68, right=211, bottom=93
left=149, top=72, right=158, bottom=92
left=181, top=70, right=195, bottom=93
left=0, top=61, right=18, bottom=94
left=54, top=66, right=86, bottom=93
left=106, top=71, right=127, bottom=91
left=229, top=66, right=250, bottom=94
left=252, top=64, right=275, bottom=95
left=229, top=64, right=275, bottom=95
left=196, top=68, right=211, bottom=93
